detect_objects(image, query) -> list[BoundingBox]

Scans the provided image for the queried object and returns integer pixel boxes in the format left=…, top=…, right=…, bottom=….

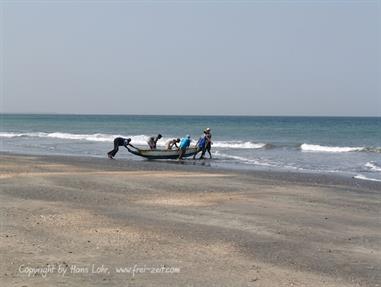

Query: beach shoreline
left=1, top=153, right=380, bottom=286
left=1, top=151, right=381, bottom=191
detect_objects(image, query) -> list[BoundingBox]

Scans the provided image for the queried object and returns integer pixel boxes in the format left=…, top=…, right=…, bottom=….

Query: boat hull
left=127, top=147, right=198, bottom=159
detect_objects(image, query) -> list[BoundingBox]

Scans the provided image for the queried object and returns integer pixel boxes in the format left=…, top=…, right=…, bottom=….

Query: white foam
left=214, top=151, right=273, bottom=167
left=0, top=132, right=267, bottom=150
left=46, top=132, right=120, bottom=142
left=0, top=131, right=127, bottom=142
left=0, top=132, right=50, bottom=138
left=301, top=143, right=364, bottom=153
left=0, top=132, right=21, bottom=138
left=212, top=141, right=266, bottom=149
left=365, top=162, right=381, bottom=172
left=354, top=175, right=381, bottom=182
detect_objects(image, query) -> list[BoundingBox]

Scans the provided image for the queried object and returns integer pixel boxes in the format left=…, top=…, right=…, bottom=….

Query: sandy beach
left=0, top=153, right=380, bottom=287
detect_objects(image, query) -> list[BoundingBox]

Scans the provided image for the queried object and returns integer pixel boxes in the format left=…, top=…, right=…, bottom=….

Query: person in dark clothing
left=203, top=128, right=212, bottom=159
left=107, top=137, right=134, bottom=159
left=193, top=132, right=207, bottom=160
left=193, top=128, right=212, bottom=159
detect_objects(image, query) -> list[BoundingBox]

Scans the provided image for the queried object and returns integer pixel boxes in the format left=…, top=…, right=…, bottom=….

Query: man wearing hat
left=202, top=128, right=213, bottom=159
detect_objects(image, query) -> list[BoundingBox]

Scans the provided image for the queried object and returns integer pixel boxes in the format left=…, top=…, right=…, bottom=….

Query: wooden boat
left=127, top=146, right=198, bottom=159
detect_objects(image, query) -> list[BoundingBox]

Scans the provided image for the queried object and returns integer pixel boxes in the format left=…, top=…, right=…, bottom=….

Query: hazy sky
left=1, top=0, right=380, bottom=116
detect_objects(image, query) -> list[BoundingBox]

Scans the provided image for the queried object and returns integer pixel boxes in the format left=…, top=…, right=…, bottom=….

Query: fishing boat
left=127, top=146, right=198, bottom=159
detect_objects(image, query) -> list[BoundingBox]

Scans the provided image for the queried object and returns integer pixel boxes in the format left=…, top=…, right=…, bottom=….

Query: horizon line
left=0, top=112, right=380, bottom=118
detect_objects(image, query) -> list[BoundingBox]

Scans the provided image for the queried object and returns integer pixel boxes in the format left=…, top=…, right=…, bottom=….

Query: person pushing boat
left=166, top=138, right=180, bottom=150
left=178, top=135, right=191, bottom=160
left=147, top=134, right=162, bottom=150
left=204, top=128, right=213, bottom=159
left=107, top=137, right=136, bottom=159
left=193, top=132, right=207, bottom=159
left=193, top=128, right=212, bottom=159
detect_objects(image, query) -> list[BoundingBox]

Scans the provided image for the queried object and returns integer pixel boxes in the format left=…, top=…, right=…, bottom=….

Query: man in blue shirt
left=178, top=135, right=191, bottom=160
left=193, top=132, right=207, bottom=160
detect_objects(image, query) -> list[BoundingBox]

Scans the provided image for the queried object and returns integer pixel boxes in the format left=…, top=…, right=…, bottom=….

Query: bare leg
left=178, top=149, right=185, bottom=160
left=107, top=143, right=119, bottom=159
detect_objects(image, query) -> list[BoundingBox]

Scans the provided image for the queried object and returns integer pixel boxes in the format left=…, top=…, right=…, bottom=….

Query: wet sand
left=1, top=153, right=380, bottom=286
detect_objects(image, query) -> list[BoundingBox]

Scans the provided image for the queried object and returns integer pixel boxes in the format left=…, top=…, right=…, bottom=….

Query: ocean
left=1, top=114, right=380, bottom=182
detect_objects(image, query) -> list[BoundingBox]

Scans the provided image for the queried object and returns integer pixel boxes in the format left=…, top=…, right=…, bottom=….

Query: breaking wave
left=1, top=132, right=380, bottom=153
left=0, top=132, right=267, bottom=150
left=212, top=141, right=267, bottom=149
left=300, top=144, right=364, bottom=153
left=0, top=132, right=172, bottom=146
left=353, top=175, right=381, bottom=182
left=365, top=162, right=381, bottom=172
left=0, top=132, right=121, bottom=142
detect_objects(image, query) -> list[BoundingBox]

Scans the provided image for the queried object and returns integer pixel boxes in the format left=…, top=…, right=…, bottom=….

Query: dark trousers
left=192, top=144, right=207, bottom=159
left=108, top=137, right=125, bottom=157
left=203, top=143, right=212, bottom=158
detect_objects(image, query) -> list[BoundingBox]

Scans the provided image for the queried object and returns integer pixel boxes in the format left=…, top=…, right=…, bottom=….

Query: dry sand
left=0, top=153, right=380, bottom=286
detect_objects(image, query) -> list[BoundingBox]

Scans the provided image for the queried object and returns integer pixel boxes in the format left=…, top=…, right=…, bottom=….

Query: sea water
left=1, top=114, right=380, bottom=181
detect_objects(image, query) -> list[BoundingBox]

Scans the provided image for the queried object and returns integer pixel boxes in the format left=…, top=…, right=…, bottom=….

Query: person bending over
left=147, top=134, right=162, bottom=150
left=166, top=138, right=180, bottom=150
left=178, top=135, right=191, bottom=160
left=107, top=137, right=135, bottom=159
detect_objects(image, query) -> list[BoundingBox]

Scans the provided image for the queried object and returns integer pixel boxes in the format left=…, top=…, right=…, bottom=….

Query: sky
left=1, top=0, right=380, bottom=116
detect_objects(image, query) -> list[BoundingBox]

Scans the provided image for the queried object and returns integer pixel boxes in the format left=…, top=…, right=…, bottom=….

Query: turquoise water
left=1, top=114, right=381, bottom=181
